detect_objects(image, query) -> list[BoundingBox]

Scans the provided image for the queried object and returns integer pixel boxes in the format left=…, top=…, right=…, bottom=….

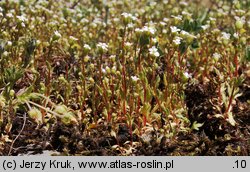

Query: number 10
left=235, top=160, right=246, bottom=168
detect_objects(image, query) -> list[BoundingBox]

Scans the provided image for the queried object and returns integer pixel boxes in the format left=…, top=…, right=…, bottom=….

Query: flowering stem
left=81, top=58, right=86, bottom=121
left=122, top=25, right=127, bottom=116
left=234, top=53, right=238, bottom=77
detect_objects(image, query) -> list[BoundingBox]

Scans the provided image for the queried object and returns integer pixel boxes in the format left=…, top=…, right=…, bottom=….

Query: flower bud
left=105, top=66, right=111, bottom=74
left=54, top=105, right=68, bottom=115
left=28, top=108, right=43, bottom=124
left=9, top=90, right=15, bottom=97
left=0, top=96, right=6, bottom=107
left=235, top=20, right=244, bottom=29
left=61, top=112, right=78, bottom=125
left=89, top=77, right=95, bottom=84
left=89, top=63, right=95, bottom=70
left=84, top=55, right=90, bottom=63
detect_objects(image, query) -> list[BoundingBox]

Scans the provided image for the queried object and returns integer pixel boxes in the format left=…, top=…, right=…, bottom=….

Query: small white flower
left=69, top=36, right=78, bottom=41
left=2, top=51, right=8, bottom=57
left=152, top=38, right=157, bottom=43
left=234, top=16, right=246, bottom=24
left=21, top=22, right=25, bottom=27
left=179, top=30, right=196, bottom=40
left=17, top=15, right=28, bottom=22
left=97, top=42, right=108, bottom=52
left=182, top=11, right=192, bottom=17
left=163, top=18, right=169, bottom=22
left=180, top=30, right=189, bottom=36
left=149, top=1, right=157, bottom=7
left=163, top=0, right=169, bottom=4
left=124, top=42, right=132, bottom=48
left=121, top=12, right=132, bottom=19
left=7, top=41, right=12, bottom=46
left=201, top=24, right=210, bottom=30
left=83, top=44, right=91, bottom=50
left=6, top=13, right=14, bottom=18
left=183, top=72, right=191, bottom=79
left=121, top=12, right=137, bottom=22
left=135, top=28, right=143, bottom=34
left=233, top=32, right=239, bottom=38
left=180, top=1, right=188, bottom=6
left=221, top=32, right=231, bottom=40
left=131, top=16, right=137, bottom=21
left=81, top=18, right=89, bottom=24
left=149, top=46, right=160, bottom=57
left=127, top=23, right=134, bottom=29
left=212, top=53, right=221, bottom=61
left=209, top=17, right=216, bottom=21
left=160, top=21, right=167, bottom=26
left=101, top=68, right=106, bottom=74
left=131, top=76, right=139, bottom=82
left=142, top=26, right=156, bottom=35
left=235, top=9, right=245, bottom=14
left=171, top=15, right=182, bottom=21
left=170, top=26, right=180, bottom=33
left=54, top=30, right=62, bottom=38
left=173, top=36, right=182, bottom=45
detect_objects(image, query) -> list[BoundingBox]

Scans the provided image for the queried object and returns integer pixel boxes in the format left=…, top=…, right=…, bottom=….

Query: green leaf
left=0, top=39, right=6, bottom=54
left=179, top=41, right=188, bottom=54
left=227, top=112, right=236, bottom=126
left=245, top=46, right=250, bottom=62
left=214, top=114, right=224, bottom=118
left=176, top=114, right=190, bottom=123
left=146, top=84, right=153, bottom=102
left=140, top=102, right=151, bottom=116
left=191, top=121, right=204, bottom=131
left=163, top=74, right=168, bottom=87
left=155, top=75, right=161, bottom=88
left=3, top=67, right=24, bottom=85
left=191, top=39, right=199, bottom=49
left=16, top=86, right=34, bottom=103
left=139, top=35, right=150, bottom=46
